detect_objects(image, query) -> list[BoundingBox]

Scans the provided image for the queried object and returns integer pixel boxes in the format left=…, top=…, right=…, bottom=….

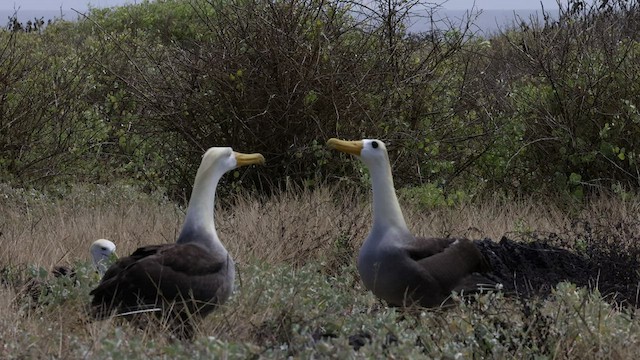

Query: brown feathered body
left=90, top=243, right=233, bottom=318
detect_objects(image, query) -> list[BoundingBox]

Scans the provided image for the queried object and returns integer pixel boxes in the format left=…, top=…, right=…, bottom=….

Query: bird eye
left=371, top=141, right=379, bottom=149
left=101, top=247, right=107, bottom=251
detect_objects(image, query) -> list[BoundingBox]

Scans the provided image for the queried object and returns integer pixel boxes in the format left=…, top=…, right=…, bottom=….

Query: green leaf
left=304, top=90, right=318, bottom=106
left=569, top=172, right=582, bottom=184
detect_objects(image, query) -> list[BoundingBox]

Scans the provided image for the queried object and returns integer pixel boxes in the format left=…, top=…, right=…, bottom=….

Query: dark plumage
left=89, top=147, right=264, bottom=339
left=91, top=243, right=231, bottom=316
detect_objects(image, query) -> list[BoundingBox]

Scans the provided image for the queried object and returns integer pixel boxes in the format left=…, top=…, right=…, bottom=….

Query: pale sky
left=4, top=0, right=136, bottom=11
left=443, top=0, right=564, bottom=10
left=4, top=0, right=566, bottom=11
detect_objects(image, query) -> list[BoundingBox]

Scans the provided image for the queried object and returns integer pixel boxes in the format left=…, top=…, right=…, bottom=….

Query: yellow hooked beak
left=326, top=138, right=363, bottom=156
left=234, top=152, right=266, bottom=166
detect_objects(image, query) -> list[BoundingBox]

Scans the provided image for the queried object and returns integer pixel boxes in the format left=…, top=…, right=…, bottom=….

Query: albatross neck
left=178, top=165, right=226, bottom=254
left=367, top=154, right=409, bottom=235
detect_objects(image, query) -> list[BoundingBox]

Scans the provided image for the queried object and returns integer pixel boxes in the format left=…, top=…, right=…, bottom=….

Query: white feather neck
left=366, top=151, right=409, bottom=236
left=178, top=160, right=227, bottom=254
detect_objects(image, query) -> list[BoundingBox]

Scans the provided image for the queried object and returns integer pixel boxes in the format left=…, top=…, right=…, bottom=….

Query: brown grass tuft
left=3, top=183, right=640, bottom=272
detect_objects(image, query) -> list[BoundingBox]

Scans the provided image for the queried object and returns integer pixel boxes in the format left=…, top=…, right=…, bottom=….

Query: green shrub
left=3, top=0, right=640, bottom=201
left=476, top=0, right=640, bottom=197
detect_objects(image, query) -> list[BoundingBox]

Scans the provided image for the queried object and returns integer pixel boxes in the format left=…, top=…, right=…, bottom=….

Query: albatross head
left=327, top=137, right=408, bottom=232
left=195, top=147, right=266, bottom=185
left=179, top=147, right=265, bottom=248
left=326, top=138, right=389, bottom=168
left=90, top=239, right=117, bottom=276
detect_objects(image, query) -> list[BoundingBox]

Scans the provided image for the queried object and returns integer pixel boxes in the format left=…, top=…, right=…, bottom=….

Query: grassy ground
left=1, top=183, right=639, bottom=358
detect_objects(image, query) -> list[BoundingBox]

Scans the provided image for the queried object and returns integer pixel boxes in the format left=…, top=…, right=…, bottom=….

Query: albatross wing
left=90, top=243, right=232, bottom=319
left=406, top=237, right=494, bottom=305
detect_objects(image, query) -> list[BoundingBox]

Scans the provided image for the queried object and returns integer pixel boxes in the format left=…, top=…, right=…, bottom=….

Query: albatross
left=52, top=238, right=117, bottom=278
left=3, top=239, right=118, bottom=307
left=327, top=138, right=638, bottom=307
left=88, top=239, right=117, bottom=277
left=327, top=138, right=493, bottom=307
left=50, top=239, right=116, bottom=278
left=89, top=147, right=264, bottom=339
left=327, top=138, right=616, bottom=308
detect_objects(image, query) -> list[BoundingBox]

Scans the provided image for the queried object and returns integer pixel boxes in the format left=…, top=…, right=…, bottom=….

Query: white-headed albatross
left=327, top=138, right=494, bottom=307
left=51, top=239, right=116, bottom=278
left=89, top=147, right=264, bottom=339
left=326, top=138, right=630, bottom=307
left=88, top=239, right=117, bottom=277
left=7, top=239, right=118, bottom=307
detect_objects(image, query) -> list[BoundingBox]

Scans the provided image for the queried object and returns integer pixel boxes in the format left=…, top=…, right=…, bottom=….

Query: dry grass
left=1, top=183, right=640, bottom=358
left=4, top=183, right=639, bottom=271
left=0, top=184, right=183, bottom=269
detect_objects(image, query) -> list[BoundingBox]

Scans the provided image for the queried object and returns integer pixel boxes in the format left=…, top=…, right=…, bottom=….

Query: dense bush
left=1, top=0, right=639, bottom=200
left=477, top=0, right=640, bottom=198
left=0, top=29, right=109, bottom=185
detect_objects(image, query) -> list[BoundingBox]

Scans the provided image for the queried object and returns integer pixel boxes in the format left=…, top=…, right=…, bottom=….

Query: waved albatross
left=50, top=239, right=117, bottom=278
left=51, top=238, right=117, bottom=278
left=89, top=147, right=264, bottom=339
left=88, top=239, right=117, bottom=277
left=327, top=138, right=493, bottom=307
left=327, top=138, right=624, bottom=307
left=3, top=239, right=117, bottom=307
